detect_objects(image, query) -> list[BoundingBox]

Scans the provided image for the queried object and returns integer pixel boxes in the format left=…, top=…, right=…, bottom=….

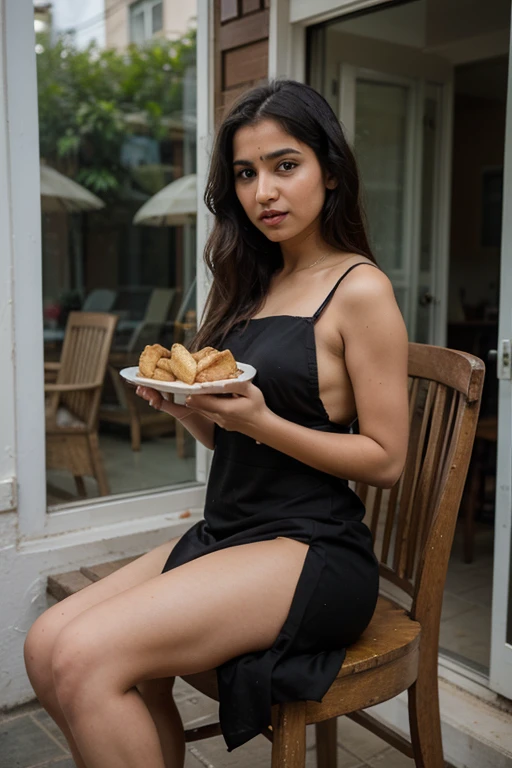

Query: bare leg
left=51, top=538, right=309, bottom=768
left=24, top=539, right=184, bottom=768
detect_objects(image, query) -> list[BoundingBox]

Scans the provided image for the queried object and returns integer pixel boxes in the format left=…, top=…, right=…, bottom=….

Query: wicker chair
left=45, top=311, right=118, bottom=497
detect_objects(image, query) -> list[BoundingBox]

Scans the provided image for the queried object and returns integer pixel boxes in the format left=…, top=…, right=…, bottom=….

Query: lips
left=260, top=211, right=288, bottom=226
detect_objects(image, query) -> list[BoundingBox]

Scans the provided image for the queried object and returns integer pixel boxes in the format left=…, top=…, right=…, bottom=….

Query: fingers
left=136, top=386, right=162, bottom=410
left=185, top=393, right=225, bottom=413
left=225, top=380, right=251, bottom=396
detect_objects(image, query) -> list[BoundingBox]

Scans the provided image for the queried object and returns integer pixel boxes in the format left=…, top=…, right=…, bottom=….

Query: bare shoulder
left=331, top=258, right=397, bottom=317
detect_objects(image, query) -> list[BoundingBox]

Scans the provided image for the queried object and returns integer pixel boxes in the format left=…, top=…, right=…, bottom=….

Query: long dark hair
left=193, top=79, right=376, bottom=350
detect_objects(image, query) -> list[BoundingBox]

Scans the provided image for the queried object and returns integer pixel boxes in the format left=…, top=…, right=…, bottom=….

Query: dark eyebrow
left=233, top=148, right=302, bottom=167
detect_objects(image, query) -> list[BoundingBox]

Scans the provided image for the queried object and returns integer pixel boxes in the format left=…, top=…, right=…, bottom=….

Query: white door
left=338, top=65, right=450, bottom=344
left=489, top=31, right=512, bottom=698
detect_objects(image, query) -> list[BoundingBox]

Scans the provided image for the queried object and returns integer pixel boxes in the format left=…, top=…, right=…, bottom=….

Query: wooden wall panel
left=224, top=40, right=268, bottom=89
left=214, top=0, right=270, bottom=125
left=242, top=0, right=261, bottom=13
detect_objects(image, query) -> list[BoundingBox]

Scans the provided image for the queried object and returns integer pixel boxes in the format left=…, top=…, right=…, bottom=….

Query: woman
left=24, top=80, right=409, bottom=768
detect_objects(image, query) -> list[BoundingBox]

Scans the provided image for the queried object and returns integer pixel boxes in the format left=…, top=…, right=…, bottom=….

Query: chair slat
left=394, top=380, right=435, bottom=578
left=405, top=383, right=447, bottom=580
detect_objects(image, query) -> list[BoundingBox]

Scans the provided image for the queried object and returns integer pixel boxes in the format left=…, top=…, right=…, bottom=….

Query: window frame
left=4, top=0, right=211, bottom=540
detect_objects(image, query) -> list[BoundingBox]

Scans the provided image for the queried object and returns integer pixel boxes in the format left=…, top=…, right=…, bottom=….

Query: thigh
left=27, top=537, right=182, bottom=651
left=54, top=537, right=309, bottom=688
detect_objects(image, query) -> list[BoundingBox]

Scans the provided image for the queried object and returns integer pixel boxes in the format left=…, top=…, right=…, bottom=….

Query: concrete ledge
left=369, top=676, right=512, bottom=768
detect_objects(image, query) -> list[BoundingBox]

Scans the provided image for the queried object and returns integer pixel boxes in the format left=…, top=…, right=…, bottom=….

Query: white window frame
left=4, top=0, right=213, bottom=540
left=129, top=0, right=164, bottom=44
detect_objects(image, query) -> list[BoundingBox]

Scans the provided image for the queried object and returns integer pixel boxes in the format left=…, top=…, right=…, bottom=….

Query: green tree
left=36, top=27, right=196, bottom=196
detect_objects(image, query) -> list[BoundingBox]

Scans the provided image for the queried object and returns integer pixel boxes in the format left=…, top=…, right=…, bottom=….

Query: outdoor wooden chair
left=45, top=311, right=118, bottom=497
left=180, top=343, right=485, bottom=767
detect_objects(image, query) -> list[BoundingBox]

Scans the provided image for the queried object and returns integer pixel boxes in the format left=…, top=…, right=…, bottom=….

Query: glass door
left=489, top=30, right=512, bottom=699
left=339, top=66, right=444, bottom=343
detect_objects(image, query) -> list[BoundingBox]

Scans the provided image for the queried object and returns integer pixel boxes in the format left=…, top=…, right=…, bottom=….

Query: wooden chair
left=45, top=311, right=118, bottom=497
left=179, top=343, right=485, bottom=767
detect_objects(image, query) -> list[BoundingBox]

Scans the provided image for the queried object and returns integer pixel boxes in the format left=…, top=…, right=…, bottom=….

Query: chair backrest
left=142, top=288, right=175, bottom=323
left=57, top=312, right=118, bottom=425
left=127, top=288, right=176, bottom=353
left=82, top=289, right=117, bottom=313
left=356, top=343, right=484, bottom=644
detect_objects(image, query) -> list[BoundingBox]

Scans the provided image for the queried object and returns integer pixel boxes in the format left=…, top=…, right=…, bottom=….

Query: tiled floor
left=439, top=522, right=494, bottom=671
left=0, top=679, right=414, bottom=768
left=47, top=431, right=196, bottom=505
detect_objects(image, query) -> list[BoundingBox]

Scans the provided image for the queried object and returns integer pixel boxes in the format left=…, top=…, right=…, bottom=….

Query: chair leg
left=271, top=702, right=307, bottom=768
left=130, top=413, right=141, bottom=452
left=88, top=433, right=110, bottom=496
left=408, top=678, right=445, bottom=767
left=74, top=476, right=87, bottom=497
left=316, top=719, right=337, bottom=768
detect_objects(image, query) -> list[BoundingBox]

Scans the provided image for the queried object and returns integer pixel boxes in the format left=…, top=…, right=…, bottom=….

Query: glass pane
left=36, top=3, right=198, bottom=505
left=354, top=79, right=408, bottom=273
left=152, top=2, right=164, bottom=34
left=130, top=8, right=147, bottom=46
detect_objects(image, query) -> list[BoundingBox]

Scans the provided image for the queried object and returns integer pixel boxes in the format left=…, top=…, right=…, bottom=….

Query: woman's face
left=232, top=118, right=335, bottom=244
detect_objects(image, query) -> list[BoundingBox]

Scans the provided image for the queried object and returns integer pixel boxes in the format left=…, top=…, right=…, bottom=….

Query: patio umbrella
left=40, top=165, right=105, bottom=213
left=133, top=173, right=196, bottom=226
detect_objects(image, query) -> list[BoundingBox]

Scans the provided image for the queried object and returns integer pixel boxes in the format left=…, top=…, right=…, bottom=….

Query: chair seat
left=182, top=597, right=421, bottom=707
left=45, top=405, right=86, bottom=431
left=341, top=596, right=420, bottom=675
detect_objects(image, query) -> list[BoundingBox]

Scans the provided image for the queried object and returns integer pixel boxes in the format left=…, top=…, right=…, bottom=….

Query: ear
left=325, top=173, right=338, bottom=190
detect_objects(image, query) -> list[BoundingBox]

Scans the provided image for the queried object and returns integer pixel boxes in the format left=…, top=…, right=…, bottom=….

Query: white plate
left=120, top=362, right=257, bottom=404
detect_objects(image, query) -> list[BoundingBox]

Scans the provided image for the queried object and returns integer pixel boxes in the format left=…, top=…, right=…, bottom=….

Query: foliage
left=36, top=26, right=196, bottom=196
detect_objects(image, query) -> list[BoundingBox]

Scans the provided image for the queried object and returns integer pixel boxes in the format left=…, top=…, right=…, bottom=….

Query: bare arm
left=186, top=269, right=409, bottom=488
left=136, top=386, right=215, bottom=450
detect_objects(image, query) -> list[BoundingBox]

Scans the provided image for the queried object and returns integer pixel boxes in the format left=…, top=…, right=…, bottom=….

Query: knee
left=24, top=610, right=61, bottom=695
left=51, top=623, right=102, bottom=720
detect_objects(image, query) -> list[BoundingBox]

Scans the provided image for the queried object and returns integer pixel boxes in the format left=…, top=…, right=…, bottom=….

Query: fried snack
left=156, top=357, right=175, bottom=375
left=191, top=346, right=217, bottom=362
left=196, top=349, right=221, bottom=374
left=169, top=343, right=197, bottom=385
left=195, top=349, right=238, bottom=382
left=139, top=344, right=171, bottom=378
left=153, top=367, right=176, bottom=382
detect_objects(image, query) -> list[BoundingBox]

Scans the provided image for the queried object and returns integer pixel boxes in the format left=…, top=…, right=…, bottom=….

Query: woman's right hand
left=135, top=385, right=188, bottom=420
left=135, top=385, right=216, bottom=450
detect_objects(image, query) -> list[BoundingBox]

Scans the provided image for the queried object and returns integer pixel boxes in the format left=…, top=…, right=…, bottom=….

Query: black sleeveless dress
left=162, top=262, right=380, bottom=751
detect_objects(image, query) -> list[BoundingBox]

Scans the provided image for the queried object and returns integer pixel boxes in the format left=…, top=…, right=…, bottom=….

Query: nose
left=255, top=172, right=278, bottom=204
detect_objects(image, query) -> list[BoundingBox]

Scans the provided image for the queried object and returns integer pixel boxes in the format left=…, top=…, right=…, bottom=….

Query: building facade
left=105, top=0, right=196, bottom=49
left=1, top=0, right=512, bottom=766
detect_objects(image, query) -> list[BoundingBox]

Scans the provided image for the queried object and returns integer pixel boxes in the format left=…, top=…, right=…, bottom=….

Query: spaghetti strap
left=312, top=262, right=380, bottom=322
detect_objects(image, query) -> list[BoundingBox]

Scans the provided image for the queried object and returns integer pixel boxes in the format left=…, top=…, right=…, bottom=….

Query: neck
left=279, top=219, right=335, bottom=273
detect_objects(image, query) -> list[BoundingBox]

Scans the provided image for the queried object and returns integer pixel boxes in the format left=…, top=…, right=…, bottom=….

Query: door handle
left=488, top=349, right=497, bottom=362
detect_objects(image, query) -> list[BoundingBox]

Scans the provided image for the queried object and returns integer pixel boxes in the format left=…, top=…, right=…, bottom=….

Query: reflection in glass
left=37, top=1, right=197, bottom=506
left=354, top=79, right=408, bottom=273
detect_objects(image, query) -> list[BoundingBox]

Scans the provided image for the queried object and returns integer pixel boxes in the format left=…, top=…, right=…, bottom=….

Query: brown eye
left=278, top=161, right=297, bottom=172
left=237, top=169, right=255, bottom=180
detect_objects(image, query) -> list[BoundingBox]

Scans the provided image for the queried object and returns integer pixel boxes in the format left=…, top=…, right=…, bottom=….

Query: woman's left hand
left=184, top=381, right=270, bottom=438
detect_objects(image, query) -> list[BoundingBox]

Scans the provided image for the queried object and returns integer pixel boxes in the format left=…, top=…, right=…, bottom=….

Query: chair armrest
left=44, top=362, right=61, bottom=371
left=44, top=382, right=101, bottom=393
